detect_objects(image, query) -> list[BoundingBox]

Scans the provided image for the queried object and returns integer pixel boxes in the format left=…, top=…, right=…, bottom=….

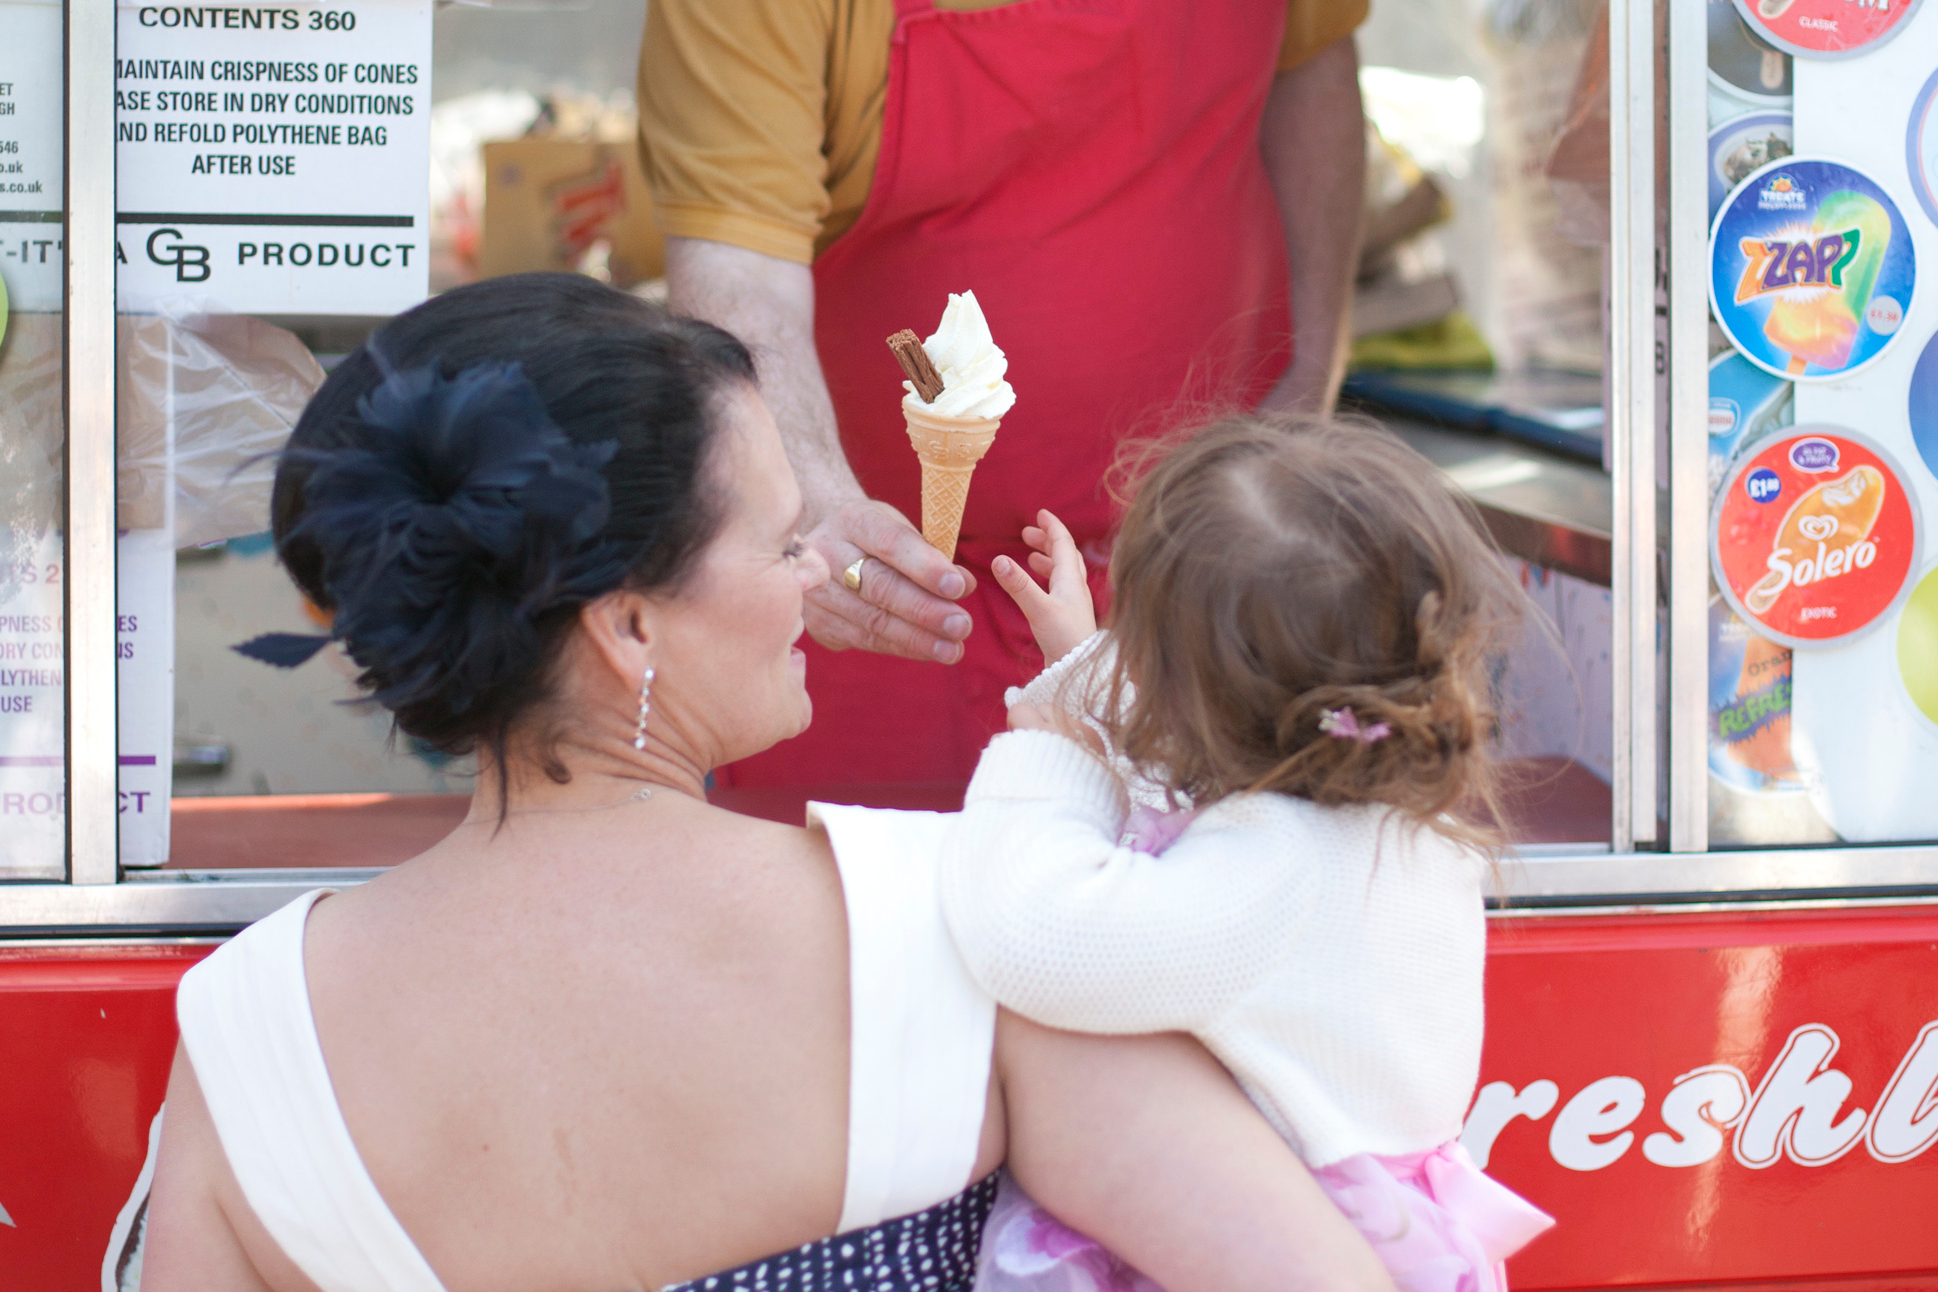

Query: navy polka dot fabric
left=666, top=1173, right=998, bottom=1292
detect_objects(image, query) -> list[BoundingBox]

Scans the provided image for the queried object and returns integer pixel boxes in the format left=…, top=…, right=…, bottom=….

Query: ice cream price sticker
left=1710, top=157, right=1916, bottom=382
left=1732, top=0, right=1926, bottom=59
left=1713, top=428, right=1920, bottom=648
left=114, top=0, right=431, bottom=316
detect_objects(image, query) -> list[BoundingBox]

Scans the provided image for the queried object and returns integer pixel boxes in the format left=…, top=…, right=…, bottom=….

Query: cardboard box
left=480, top=139, right=665, bottom=287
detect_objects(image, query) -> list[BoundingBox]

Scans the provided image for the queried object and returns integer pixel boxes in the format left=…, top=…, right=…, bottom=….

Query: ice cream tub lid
left=1708, top=595, right=1806, bottom=794
left=1712, top=425, right=1922, bottom=649
left=1709, top=0, right=1793, bottom=102
left=1709, top=156, right=1917, bottom=383
left=1909, top=67, right=1938, bottom=230
left=1709, top=111, right=1793, bottom=226
left=1732, top=0, right=1925, bottom=59
left=1908, top=329, right=1938, bottom=481
left=1898, top=563, right=1938, bottom=732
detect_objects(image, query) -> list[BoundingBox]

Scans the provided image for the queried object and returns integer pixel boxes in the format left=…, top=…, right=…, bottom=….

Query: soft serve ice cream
left=905, top=291, right=1016, bottom=419
left=886, top=291, right=1016, bottom=559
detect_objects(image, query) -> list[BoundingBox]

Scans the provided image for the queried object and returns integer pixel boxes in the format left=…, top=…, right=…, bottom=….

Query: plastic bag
left=116, top=310, right=325, bottom=546
left=1, top=309, right=322, bottom=551
left=1544, top=2, right=1611, bottom=246
left=0, top=313, right=65, bottom=571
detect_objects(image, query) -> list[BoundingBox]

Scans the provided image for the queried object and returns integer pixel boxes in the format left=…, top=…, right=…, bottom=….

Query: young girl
left=943, top=416, right=1555, bottom=1292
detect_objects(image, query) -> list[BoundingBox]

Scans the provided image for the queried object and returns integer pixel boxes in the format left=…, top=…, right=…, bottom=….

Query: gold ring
left=842, top=556, right=866, bottom=592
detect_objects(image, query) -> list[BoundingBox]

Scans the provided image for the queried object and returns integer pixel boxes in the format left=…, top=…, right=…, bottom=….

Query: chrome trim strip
left=1498, top=845, right=1938, bottom=902
left=64, top=0, right=119, bottom=885
left=9, top=849, right=1938, bottom=935
left=0, top=871, right=378, bottom=936
left=1667, top=0, right=1709, bottom=853
left=1606, top=0, right=1659, bottom=850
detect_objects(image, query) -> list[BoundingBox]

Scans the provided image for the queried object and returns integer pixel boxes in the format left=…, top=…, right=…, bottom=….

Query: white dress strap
left=810, top=804, right=998, bottom=1234
left=175, top=889, right=448, bottom=1292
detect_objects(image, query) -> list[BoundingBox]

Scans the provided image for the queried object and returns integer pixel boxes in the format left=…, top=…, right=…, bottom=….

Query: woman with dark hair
left=138, top=274, right=1391, bottom=1292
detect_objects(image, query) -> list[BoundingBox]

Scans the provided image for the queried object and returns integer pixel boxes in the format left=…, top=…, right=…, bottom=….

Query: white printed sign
left=0, top=0, right=65, bottom=313
left=0, top=530, right=177, bottom=875
left=118, top=529, right=175, bottom=867
left=0, top=531, right=66, bottom=879
left=115, top=0, right=431, bottom=315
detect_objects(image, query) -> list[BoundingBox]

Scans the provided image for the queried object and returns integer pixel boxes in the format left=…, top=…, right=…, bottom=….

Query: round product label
left=1712, top=427, right=1921, bottom=648
left=1709, top=350, right=1795, bottom=495
left=1910, top=329, right=1938, bottom=479
left=1710, top=0, right=1793, bottom=102
left=1911, top=67, right=1938, bottom=229
left=1732, top=0, right=1925, bottom=58
left=1711, top=112, right=1795, bottom=225
left=1899, top=564, right=1938, bottom=728
left=1710, top=596, right=1805, bottom=793
left=1710, top=156, right=1917, bottom=382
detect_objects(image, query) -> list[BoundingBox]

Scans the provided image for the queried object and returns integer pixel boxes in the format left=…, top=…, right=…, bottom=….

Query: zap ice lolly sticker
left=1711, top=158, right=1915, bottom=383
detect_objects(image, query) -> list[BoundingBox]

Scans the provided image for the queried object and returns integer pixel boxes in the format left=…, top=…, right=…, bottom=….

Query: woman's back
left=303, top=798, right=859, bottom=1291
left=151, top=796, right=894, bottom=1292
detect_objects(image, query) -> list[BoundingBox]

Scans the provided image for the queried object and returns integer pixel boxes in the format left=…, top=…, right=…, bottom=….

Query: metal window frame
left=64, top=0, right=119, bottom=886
left=1665, top=0, right=1710, bottom=854
left=13, top=0, right=1938, bottom=928
left=1607, top=0, right=1659, bottom=853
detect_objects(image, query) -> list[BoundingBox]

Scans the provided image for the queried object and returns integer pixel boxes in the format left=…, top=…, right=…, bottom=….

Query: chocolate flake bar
left=887, top=329, right=946, bottom=403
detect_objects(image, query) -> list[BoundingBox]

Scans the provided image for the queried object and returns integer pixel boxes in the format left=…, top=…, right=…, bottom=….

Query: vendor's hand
left=992, top=509, right=1097, bottom=668
left=804, top=496, right=977, bottom=663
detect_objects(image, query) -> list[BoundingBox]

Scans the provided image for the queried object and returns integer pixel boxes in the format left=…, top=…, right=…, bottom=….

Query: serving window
left=10, top=0, right=1938, bottom=913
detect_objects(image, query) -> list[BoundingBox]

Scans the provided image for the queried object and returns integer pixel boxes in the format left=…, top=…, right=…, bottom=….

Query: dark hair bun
left=271, top=272, right=756, bottom=758
left=290, top=361, right=629, bottom=723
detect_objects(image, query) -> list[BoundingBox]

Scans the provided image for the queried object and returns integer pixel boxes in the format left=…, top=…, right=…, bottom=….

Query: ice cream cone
left=904, top=394, right=1001, bottom=560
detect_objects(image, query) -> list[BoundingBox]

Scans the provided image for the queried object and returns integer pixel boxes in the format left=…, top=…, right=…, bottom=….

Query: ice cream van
left=6, top=0, right=1938, bottom=1285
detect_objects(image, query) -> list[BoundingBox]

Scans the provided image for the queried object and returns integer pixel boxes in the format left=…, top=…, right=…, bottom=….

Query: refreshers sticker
left=1732, top=0, right=1925, bottom=58
left=1710, top=156, right=1916, bottom=382
left=1713, top=427, right=1920, bottom=648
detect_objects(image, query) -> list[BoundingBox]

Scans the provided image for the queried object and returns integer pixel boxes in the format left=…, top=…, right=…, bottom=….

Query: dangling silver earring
left=632, top=666, right=656, bottom=751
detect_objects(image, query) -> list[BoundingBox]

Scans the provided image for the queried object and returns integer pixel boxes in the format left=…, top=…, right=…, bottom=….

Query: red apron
left=719, top=0, right=1292, bottom=789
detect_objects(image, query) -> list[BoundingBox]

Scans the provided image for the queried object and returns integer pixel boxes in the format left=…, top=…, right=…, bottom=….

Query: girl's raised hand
left=992, top=509, right=1097, bottom=668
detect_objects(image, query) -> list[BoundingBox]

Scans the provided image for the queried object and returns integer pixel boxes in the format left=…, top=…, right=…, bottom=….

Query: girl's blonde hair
left=1101, top=414, right=1523, bottom=849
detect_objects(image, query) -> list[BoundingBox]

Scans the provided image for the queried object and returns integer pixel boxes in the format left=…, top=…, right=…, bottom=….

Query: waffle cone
left=903, top=395, right=1001, bottom=560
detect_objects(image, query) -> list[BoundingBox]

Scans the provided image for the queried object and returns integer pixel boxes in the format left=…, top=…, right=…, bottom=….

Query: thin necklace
left=458, top=784, right=655, bottom=827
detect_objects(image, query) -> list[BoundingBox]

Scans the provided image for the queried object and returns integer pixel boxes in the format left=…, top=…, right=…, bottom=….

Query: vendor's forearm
left=1259, top=36, right=1366, bottom=414
left=664, top=236, right=862, bottom=523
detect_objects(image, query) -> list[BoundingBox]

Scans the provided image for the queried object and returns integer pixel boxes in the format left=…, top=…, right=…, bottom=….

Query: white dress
left=156, top=803, right=996, bottom=1292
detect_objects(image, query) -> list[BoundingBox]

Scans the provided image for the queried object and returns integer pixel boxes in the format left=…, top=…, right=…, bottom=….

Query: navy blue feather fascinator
left=234, top=361, right=627, bottom=720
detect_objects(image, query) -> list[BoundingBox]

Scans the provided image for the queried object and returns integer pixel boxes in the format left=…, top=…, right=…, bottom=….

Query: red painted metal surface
left=6, top=904, right=1937, bottom=1284
left=0, top=944, right=211, bottom=1289
left=1486, top=906, right=1938, bottom=1288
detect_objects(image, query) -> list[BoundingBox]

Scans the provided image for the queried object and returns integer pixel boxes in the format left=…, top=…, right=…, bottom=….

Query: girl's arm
left=997, top=1013, right=1394, bottom=1292
left=941, top=730, right=1315, bottom=1034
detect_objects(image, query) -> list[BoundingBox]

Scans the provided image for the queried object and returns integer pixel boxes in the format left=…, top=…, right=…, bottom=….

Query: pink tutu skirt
left=974, top=1143, right=1553, bottom=1292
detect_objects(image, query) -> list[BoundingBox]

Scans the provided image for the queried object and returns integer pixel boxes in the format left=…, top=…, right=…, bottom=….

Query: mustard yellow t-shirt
left=638, top=0, right=1369, bottom=265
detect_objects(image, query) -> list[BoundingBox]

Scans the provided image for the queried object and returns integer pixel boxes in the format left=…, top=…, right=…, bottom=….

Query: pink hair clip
left=1319, top=707, right=1391, bottom=743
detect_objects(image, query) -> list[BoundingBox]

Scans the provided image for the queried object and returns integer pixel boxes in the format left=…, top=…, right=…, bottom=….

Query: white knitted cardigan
left=939, top=634, right=1489, bottom=1167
